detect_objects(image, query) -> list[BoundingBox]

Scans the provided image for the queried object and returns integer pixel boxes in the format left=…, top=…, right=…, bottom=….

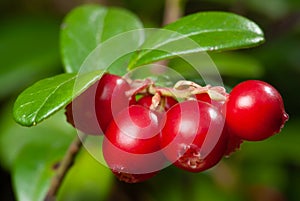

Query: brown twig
left=157, top=0, right=184, bottom=67
left=44, top=134, right=86, bottom=201
left=162, top=0, right=185, bottom=26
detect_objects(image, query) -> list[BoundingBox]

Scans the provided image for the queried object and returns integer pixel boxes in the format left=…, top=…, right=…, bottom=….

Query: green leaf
left=60, top=4, right=143, bottom=73
left=0, top=106, right=74, bottom=170
left=12, top=144, right=67, bottom=201
left=13, top=142, right=113, bottom=201
left=3, top=109, right=75, bottom=201
left=13, top=71, right=103, bottom=126
left=0, top=16, right=61, bottom=99
left=129, top=12, right=265, bottom=68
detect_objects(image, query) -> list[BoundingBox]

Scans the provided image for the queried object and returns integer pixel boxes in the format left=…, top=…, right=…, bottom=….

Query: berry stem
left=150, top=92, right=161, bottom=111
left=44, top=134, right=87, bottom=201
left=147, top=80, right=227, bottom=101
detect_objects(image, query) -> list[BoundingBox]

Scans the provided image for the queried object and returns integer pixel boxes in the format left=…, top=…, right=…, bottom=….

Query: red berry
left=224, top=133, right=243, bottom=156
left=226, top=80, right=288, bottom=141
left=195, top=93, right=226, bottom=114
left=136, top=95, right=153, bottom=108
left=164, top=96, right=178, bottom=110
left=195, top=93, right=242, bottom=156
left=110, top=171, right=157, bottom=184
left=137, top=94, right=178, bottom=111
left=65, top=81, right=101, bottom=135
left=195, top=93, right=211, bottom=103
left=95, top=73, right=135, bottom=133
left=102, top=105, right=166, bottom=183
left=160, top=100, right=228, bottom=173
left=65, top=73, right=134, bottom=135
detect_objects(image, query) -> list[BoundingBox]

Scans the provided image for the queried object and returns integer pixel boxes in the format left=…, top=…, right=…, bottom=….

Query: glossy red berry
left=224, top=133, right=243, bottom=156
left=160, top=100, right=228, bottom=173
left=226, top=80, right=288, bottom=141
left=65, top=81, right=101, bottom=135
left=195, top=93, right=242, bottom=156
left=195, top=93, right=211, bottom=103
left=137, top=94, right=177, bottom=111
left=195, top=93, right=226, bottom=115
left=95, top=73, right=135, bottom=133
left=102, top=105, right=166, bottom=183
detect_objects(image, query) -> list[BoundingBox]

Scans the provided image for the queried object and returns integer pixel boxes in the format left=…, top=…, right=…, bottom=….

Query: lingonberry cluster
left=65, top=73, right=288, bottom=183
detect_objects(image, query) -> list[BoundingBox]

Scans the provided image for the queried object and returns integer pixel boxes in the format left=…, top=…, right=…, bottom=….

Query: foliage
left=13, top=5, right=264, bottom=127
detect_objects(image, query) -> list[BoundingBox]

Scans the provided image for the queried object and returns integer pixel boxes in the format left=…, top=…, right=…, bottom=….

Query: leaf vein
left=30, top=75, right=77, bottom=122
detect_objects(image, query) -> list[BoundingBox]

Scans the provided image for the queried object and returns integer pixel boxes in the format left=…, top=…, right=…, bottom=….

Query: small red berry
left=111, top=171, right=158, bottom=184
left=226, top=80, right=288, bottom=141
left=65, top=81, right=101, bottom=135
left=160, top=100, right=228, bottom=173
left=195, top=93, right=226, bottom=115
left=65, top=73, right=134, bottom=135
left=195, top=93, right=211, bottom=103
left=224, top=133, right=243, bottom=156
left=95, top=73, right=135, bottom=133
left=195, top=93, right=242, bottom=156
left=102, top=105, right=166, bottom=183
left=137, top=94, right=177, bottom=111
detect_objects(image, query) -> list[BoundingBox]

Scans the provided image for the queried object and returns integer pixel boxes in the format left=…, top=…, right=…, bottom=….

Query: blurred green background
left=0, top=0, right=299, bottom=200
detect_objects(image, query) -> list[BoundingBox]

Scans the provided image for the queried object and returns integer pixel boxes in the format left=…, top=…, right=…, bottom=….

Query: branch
left=44, top=134, right=86, bottom=201
left=162, top=0, right=184, bottom=26
left=157, top=0, right=184, bottom=66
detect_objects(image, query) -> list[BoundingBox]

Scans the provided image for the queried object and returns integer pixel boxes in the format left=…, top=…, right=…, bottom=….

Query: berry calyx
left=226, top=80, right=288, bottom=141
left=160, top=100, right=228, bottom=172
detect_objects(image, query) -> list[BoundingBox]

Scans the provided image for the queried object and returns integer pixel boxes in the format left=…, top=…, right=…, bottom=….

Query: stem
left=44, top=134, right=86, bottom=201
left=162, top=0, right=184, bottom=26
left=156, top=0, right=184, bottom=66
left=148, top=80, right=228, bottom=101
left=149, top=92, right=161, bottom=111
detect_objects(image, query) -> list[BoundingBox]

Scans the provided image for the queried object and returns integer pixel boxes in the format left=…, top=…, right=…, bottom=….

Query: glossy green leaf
left=0, top=106, right=74, bottom=170
left=129, top=12, right=265, bottom=68
left=60, top=4, right=143, bottom=73
left=1, top=104, right=111, bottom=201
left=13, top=144, right=67, bottom=201
left=5, top=110, right=75, bottom=201
left=13, top=70, right=103, bottom=126
left=0, top=16, right=61, bottom=99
